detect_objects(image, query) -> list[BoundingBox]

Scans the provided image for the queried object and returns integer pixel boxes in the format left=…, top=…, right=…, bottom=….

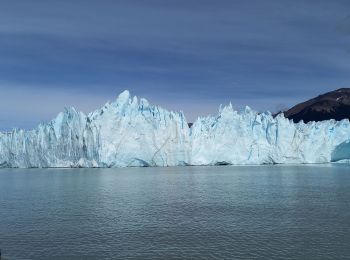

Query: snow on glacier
left=0, top=90, right=350, bottom=168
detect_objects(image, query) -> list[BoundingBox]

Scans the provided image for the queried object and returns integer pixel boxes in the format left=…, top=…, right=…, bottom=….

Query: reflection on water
left=0, top=165, right=350, bottom=259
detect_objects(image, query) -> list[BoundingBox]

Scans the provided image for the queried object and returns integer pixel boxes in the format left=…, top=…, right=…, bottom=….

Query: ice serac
left=0, top=90, right=190, bottom=167
left=0, top=90, right=350, bottom=168
left=190, top=104, right=350, bottom=165
left=88, top=90, right=190, bottom=167
left=0, top=107, right=100, bottom=168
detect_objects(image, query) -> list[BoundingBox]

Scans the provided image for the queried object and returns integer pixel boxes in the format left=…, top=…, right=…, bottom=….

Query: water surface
left=0, top=165, right=350, bottom=259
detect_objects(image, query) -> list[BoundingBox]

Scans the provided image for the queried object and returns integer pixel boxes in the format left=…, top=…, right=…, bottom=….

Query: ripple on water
left=0, top=165, right=350, bottom=259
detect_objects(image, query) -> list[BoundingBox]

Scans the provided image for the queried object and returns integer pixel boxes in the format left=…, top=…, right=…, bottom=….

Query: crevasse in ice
left=1, top=90, right=350, bottom=167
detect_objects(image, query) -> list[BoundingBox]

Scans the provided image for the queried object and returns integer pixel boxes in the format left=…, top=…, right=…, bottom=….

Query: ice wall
left=1, top=90, right=349, bottom=168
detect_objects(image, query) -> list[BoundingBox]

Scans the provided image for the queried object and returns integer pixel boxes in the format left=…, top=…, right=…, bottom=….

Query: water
left=0, top=165, right=350, bottom=260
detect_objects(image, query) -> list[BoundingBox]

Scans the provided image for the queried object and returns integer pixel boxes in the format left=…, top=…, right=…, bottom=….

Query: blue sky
left=1, top=0, right=350, bottom=130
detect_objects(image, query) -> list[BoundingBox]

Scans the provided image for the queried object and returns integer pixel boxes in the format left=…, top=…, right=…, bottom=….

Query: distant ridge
left=283, top=88, right=350, bottom=123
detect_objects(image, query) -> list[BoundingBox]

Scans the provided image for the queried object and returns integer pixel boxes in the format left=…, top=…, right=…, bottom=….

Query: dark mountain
left=283, top=88, right=350, bottom=123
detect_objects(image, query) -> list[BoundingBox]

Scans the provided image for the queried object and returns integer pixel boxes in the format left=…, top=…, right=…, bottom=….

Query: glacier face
left=1, top=90, right=350, bottom=168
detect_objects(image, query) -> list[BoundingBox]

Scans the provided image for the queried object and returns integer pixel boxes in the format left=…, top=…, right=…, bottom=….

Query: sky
left=1, top=0, right=350, bottom=130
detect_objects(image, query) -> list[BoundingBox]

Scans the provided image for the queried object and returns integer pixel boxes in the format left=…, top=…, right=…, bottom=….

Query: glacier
left=1, top=90, right=350, bottom=168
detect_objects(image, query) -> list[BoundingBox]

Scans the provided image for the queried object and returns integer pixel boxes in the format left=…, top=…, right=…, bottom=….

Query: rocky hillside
left=283, top=88, right=350, bottom=123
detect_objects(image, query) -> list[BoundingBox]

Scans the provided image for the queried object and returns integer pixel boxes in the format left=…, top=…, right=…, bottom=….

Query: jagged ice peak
left=1, top=90, right=350, bottom=168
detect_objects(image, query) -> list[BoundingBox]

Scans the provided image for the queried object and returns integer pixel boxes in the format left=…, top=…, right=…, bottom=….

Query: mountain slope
left=284, top=88, right=350, bottom=123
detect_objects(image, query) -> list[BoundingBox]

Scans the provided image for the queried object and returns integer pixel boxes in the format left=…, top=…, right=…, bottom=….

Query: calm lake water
left=0, top=165, right=350, bottom=260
